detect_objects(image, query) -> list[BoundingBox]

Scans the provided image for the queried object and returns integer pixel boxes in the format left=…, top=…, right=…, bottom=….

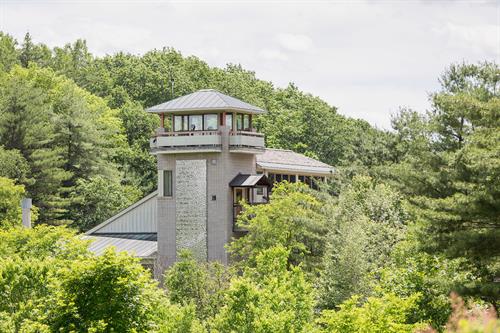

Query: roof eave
left=146, top=106, right=266, bottom=114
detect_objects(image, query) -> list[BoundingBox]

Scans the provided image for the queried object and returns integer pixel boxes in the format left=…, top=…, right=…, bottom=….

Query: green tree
left=0, top=226, right=202, bottom=332
left=317, top=293, right=427, bottom=333
left=48, top=249, right=164, bottom=332
left=389, top=62, right=500, bottom=309
left=164, top=250, right=231, bottom=321
left=0, top=32, right=19, bottom=71
left=116, top=101, right=159, bottom=193
left=0, top=226, right=89, bottom=331
left=0, top=65, right=127, bottom=225
left=228, top=182, right=332, bottom=274
left=375, top=235, right=475, bottom=330
left=0, top=146, right=32, bottom=184
left=318, top=176, right=408, bottom=309
left=19, top=32, right=52, bottom=68
left=69, top=176, right=141, bottom=231
left=0, top=177, right=38, bottom=228
left=211, top=246, right=315, bottom=333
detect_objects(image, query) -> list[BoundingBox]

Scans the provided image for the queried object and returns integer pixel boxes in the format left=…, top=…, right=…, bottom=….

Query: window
left=188, top=115, right=203, bottom=131
left=243, top=114, right=250, bottom=131
left=236, top=114, right=243, bottom=131
left=163, top=170, right=173, bottom=196
left=226, top=114, right=233, bottom=130
left=289, top=175, right=296, bottom=183
left=204, top=114, right=218, bottom=130
left=256, top=187, right=264, bottom=195
left=174, top=116, right=183, bottom=132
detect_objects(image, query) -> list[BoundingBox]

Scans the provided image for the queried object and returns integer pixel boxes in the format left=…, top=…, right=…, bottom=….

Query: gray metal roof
left=85, top=191, right=158, bottom=235
left=146, top=89, right=266, bottom=114
left=91, top=233, right=157, bottom=241
left=83, top=235, right=157, bottom=258
left=256, top=149, right=334, bottom=175
left=229, top=174, right=271, bottom=187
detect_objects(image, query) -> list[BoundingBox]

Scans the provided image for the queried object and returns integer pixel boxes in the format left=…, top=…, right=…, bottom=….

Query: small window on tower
left=163, top=170, right=173, bottom=197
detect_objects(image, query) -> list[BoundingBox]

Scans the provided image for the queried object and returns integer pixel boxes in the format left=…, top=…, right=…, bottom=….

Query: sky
left=1, top=0, right=498, bottom=128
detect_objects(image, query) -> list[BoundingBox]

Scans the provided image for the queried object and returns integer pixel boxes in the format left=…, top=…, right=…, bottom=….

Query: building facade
left=85, top=89, right=334, bottom=270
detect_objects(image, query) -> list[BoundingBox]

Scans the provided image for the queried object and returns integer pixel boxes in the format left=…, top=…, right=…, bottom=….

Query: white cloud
left=434, top=22, right=500, bottom=57
left=0, top=1, right=497, bottom=129
left=276, top=33, right=313, bottom=52
left=258, top=48, right=288, bottom=61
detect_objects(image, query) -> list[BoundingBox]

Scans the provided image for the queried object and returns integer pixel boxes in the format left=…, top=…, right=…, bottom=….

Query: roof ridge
left=211, top=90, right=232, bottom=107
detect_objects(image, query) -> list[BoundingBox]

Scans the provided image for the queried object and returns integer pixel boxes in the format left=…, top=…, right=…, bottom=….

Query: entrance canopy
left=229, top=174, right=271, bottom=187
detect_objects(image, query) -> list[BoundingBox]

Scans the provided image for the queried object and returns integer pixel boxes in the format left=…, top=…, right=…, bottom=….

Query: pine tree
left=393, top=62, right=500, bottom=309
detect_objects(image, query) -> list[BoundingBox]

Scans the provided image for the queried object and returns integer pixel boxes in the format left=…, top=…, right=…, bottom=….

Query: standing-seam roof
left=146, top=89, right=266, bottom=114
left=256, top=148, right=334, bottom=175
left=83, top=235, right=157, bottom=258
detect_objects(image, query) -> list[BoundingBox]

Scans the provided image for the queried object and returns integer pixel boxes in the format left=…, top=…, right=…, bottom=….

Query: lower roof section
left=256, top=148, right=334, bottom=176
left=91, top=232, right=157, bottom=241
left=83, top=235, right=157, bottom=258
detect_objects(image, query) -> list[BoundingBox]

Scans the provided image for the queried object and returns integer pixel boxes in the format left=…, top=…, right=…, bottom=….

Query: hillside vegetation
left=0, top=32, right=498, bottom=332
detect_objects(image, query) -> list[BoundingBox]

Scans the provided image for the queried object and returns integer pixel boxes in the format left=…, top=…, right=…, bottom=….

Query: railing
left=151, top=130, right=222, bottom=150
left=154, top=130, right=220, bottom=137
left=229, top=130, right=265, bottom=137
left=229, top=130, right=265, bottom=149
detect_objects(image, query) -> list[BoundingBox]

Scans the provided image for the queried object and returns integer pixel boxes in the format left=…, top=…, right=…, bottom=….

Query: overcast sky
left=1, top=0, right=498, bottom=128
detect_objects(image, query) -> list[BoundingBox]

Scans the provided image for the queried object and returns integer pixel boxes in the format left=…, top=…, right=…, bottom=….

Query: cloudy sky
left=1, top=0, right=498, bottom=128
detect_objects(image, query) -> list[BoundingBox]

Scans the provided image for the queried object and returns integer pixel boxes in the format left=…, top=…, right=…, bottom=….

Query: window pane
left=174, top=116, right=183, bottom=132
left=204, top=114, right=218, bottom=130
left=243, top=115, right=250, bottom=131
left=276, top=174, right=282, bottom=182
left=182, top=116, right=189, bottom=131
left=298, top=175, right=305, bottom=182
left=188, top=115, right=202, bottom=131
left=226, top=114, right=233, bottom=130
left=236, top=114, right=243, bottom=130
left=163, top=170, right=172, bottom=196
left=290, top=175, right=296, bottom=182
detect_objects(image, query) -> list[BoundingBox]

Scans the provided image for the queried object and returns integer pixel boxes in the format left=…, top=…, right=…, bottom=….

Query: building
left=85, top=89, right=334, bottom=270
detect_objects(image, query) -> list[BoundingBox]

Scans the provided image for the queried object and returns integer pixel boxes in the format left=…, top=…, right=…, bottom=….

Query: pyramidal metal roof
left=146, top=89, right=266, bottom=114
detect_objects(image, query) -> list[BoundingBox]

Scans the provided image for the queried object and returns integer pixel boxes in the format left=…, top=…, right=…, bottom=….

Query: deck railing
left=154, top=130, right=220, bottom=137
left=229, top=130, right=264, bottom=137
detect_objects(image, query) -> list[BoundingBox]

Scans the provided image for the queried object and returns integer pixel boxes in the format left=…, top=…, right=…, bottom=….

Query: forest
left=0, top=32, right=498, bottom=332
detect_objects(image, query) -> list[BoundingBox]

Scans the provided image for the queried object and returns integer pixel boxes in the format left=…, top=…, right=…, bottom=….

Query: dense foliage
left=0, top=31, right=498, bottom=332
left=0, top=31, right=396, bottom=231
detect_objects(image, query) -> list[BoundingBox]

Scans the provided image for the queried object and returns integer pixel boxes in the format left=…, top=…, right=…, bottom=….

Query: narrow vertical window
left=163, top=170, right=173, bottom=196
left=236, top=114, right=243, bottom=130
left=174, top=116, right=183, bottom=132
left=226, top=114, right=233, bottom=130
left=243, top=114, right=250, bottom=131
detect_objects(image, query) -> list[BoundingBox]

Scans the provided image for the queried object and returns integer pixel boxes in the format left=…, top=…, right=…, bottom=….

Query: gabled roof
left=229, top=174, right=271, bottom=187
left=85, top=191, right=158, bottom=235
left=256, top=148, right=334, bottom=175
left=146, top=89, right=266, bottom=114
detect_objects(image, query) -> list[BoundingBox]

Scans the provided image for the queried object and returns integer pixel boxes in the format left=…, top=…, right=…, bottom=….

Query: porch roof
left=229, top=174, right=271, bottom=187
